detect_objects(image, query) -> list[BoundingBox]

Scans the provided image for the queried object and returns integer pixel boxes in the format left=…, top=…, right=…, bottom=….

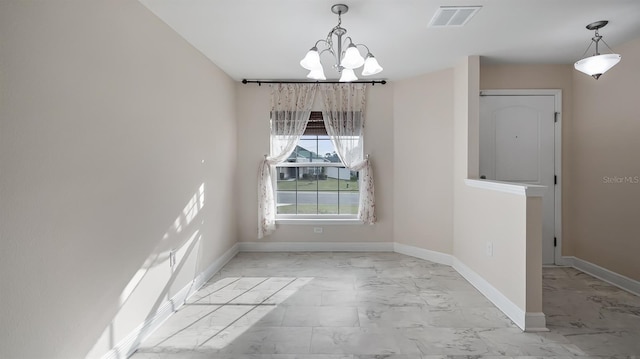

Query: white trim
left=101, top=284, right=191, bottom=359
left=553, top=92, right=563, bottom=267
left=480, top=89, right=561, bottom=97
left=562, top=256, right=640, bottom=296
left=554, top=255, right=574, bottom=267
left=276, top=218, right=362, bottom=225
left=464, top=179, right=546, bottom=197
left=560, top=256, right=575, bottom=266
left=453, top=258, right=529, bottom=331
left=192, top=243, right=240, bottom=291
left=524, top=312, right=548, bottom=332
left=393, top=242, right=453, bottom=266
left=101, top=243, right=239, bottom=359
left=277, top=162, right=345, bottom=168
left=238, top=241, right=394, bottom=252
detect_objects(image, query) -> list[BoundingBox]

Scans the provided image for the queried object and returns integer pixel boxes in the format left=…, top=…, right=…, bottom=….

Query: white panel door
left=480, top=95, right=556, bottom=264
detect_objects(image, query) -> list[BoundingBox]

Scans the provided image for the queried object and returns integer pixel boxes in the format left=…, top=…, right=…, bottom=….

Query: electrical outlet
left=485, top=242, right=493, bottom=257
left=313, top=227, right=323, bottom=234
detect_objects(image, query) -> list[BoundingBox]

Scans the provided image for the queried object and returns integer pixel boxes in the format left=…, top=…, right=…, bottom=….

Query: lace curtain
left=258, top=83, right=318, bottom=238
left=320, top=83, right=376, bottom=224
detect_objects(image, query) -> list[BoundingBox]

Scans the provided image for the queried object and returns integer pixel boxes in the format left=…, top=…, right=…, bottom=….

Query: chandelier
left=299, top=4, right=383, bottom=82
left=574, top=20, right=621, bottom=80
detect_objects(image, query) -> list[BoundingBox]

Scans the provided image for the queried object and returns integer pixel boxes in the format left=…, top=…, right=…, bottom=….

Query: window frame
left=271, top=112, right=364, bottom=222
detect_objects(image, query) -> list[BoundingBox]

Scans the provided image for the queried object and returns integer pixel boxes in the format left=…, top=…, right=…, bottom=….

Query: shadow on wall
left=86, top=184, right=207, bottom=358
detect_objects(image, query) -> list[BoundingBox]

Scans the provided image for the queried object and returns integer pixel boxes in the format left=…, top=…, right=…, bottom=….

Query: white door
left=480, top=95, right=556, bottom=264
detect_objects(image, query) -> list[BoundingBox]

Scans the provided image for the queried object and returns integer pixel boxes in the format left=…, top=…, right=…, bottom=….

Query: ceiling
left=139, top=0, right=640, bottom=81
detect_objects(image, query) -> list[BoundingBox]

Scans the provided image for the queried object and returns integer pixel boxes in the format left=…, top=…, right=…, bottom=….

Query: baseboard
left=100, top=284, right=192, bottom=359
left=563, top=256, right=640, bottom=296
left=192, top=243, right=240, bottom=292
left=101, top=243, right=239, bottom=359
left=238, top=241, right=394, bottom=252
left=524, top=312, right=548, bottom=332
left=393, top=242, right=453, bottom=266
left=452, top=258, right=545, bottom=332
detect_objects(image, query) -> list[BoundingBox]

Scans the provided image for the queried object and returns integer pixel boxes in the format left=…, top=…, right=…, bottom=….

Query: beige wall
left=453, top=57, right=543, bottom=321
left=0, top=1, right=237, bottom=358
left=480, top=64, right=574, bottom=254
left=569, top=36, right=640, bottom=281
left=393, top=69, right=454, bottom=253
left=479, top=37, right=640, bottom=282
left=235, top=83, right=394, bottom=243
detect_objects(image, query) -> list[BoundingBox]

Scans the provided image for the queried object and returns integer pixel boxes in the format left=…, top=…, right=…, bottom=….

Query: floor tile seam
left=228, top=277, right=299, bottom=305
left=191, top=277, right=243, bottom=304
left=208, top=277, right=272, bottom=306
left=191, top=302, right=277, bottom=306
left=151, top=304, right=224, bottom=347
left=154, top=277, right=272, bottom=347
left=197, top=277, right=299, bottom=347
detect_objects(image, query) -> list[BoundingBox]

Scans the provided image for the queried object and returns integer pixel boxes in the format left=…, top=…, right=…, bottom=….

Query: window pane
left=292, top=137, right=316, bottom=164
left=296, top=167, right=318, bottom=214
left=318, top=137, right=338, bottom=162
left=339, top=168, right=359, bottom=214
left=318, top=166, right=338, bottom=214
left=276, top=165, right=358, bottom=217
left=277, top=167, right=298, bottom=214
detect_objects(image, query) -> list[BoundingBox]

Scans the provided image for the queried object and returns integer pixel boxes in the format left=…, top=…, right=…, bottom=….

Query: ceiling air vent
left=428, top=6, right=482, bottom=27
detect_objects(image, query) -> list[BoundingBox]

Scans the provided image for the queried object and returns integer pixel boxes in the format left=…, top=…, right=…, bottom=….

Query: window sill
left=276, top=218, right=363, bottom=225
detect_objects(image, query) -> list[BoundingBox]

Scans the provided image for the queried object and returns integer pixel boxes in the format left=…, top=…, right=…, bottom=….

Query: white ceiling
left=139, top=0, right=640, bottom=81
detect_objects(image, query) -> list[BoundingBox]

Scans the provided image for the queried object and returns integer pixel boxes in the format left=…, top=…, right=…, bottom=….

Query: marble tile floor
left=132, top=252, right=640, bottom=359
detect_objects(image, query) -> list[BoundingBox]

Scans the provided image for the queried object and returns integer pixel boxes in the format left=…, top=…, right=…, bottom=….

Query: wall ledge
left=562, top=256, right=640, bottom=296
left=238, top=241, right=394, bottom=252
left=465, top=179, right=546, bottom=197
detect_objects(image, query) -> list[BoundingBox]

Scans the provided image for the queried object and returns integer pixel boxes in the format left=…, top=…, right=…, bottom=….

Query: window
left=275, top=112, right=359, bottom=218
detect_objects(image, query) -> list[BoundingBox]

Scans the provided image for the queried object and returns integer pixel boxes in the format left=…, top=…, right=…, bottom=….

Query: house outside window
left=275, top=112, right=359, bottom=218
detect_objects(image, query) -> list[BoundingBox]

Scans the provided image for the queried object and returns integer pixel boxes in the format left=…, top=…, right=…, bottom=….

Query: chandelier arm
left=319, top=46, right=339, bottom=69
left=354, top=43, right=371, bottom=54
left=314, top=39, right=330, bottom=49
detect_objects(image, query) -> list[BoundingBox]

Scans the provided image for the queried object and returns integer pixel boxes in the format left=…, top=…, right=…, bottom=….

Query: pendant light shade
left=307, top=68, right=327, bottom=80
left=362, top=54, right=383, bottom=76
left=300, top=47, right=322, bottom=70
left=299, top=4, right=383, bottom=82
left=574, top=54, right=621, bottom=80
left=339, top=68, right=358, bottom=82
left=574, top=21, right=621, bottom=80
left=340, top=44, right=365, bottom=69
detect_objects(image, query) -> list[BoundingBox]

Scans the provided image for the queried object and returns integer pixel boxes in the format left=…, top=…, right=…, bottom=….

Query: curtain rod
left=242, top=79, right=387, bottom=85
